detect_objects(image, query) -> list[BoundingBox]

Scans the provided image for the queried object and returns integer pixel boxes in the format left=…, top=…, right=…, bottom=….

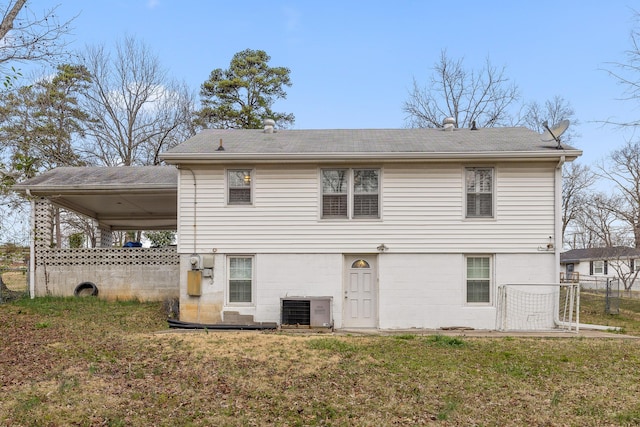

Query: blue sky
left=41, top=0, right=640, bottom=166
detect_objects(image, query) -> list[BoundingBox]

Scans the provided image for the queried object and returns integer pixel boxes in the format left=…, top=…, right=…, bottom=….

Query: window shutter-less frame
left=322, top=169, right=348, bottom=218
left=466, top=168, right=493, bottom=218
left=228, top=170, right=252, bottom=205
left=353, top=169, right=379, bottom=218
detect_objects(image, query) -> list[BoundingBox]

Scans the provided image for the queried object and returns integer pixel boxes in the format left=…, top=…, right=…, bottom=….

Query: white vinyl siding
left=177, top=162, right=556, bottom=254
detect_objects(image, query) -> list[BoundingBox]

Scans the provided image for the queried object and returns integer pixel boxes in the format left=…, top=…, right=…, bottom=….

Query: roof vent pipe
left=263, top=118, right=275, bottom=133
left=443, top=117, right=455, bottom=131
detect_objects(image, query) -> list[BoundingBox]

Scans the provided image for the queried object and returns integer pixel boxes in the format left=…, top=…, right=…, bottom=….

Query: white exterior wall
left=177, top=162, right=556, bottom=254
left=176, top=161, right=560, bottom=329
left=179, top=252, right=556, bottom=329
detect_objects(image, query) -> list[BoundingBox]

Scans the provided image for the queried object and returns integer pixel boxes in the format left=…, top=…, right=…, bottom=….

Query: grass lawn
left=1, top=292, right=640, bottom=426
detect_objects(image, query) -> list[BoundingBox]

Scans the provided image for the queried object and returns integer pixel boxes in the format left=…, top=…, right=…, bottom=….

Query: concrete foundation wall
left=33, top=247, right=179, bottom=302
left=34, top=264, right=179, bottom=301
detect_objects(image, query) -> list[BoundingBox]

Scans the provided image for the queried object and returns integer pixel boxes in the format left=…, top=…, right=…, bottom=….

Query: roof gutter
left=161, top=150, right=583, bottom=165
left=12, top=185, right=176, bottom=195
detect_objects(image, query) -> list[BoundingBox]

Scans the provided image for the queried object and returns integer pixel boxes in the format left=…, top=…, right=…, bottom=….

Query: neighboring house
left=560, top=247, right=640, bottom=289
left=157, top=122, right=581, bottom=330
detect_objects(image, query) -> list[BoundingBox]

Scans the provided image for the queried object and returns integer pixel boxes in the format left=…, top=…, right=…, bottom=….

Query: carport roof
left=13, top=166, right=177, bottom=230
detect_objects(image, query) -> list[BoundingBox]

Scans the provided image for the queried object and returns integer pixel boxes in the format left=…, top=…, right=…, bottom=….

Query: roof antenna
left=216, top=138, right=225, bottom=151
left=540, top=120, right=570, bottom=149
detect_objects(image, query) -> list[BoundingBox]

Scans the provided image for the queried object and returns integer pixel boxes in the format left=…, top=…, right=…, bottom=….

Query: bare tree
left=0, top=1, right=74, bottom=71
left=597, top=141, right=640, bottom=248
left=579, top=193, right=631, bottom=248
left=606, top=248, right=640, bottom=291
left=562, top=162, right=596, bottom=245
left=79, top=36, right=195, bottom=166
left=403, top=50, right=519, bottom=129
left=517, top=95, right=579, bottom=145
left=603, top=11, right=640, bottom=128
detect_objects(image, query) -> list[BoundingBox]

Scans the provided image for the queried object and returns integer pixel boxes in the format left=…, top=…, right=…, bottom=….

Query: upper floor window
left=228, top=169, right=252, bottom=205
left=322, top=168, right=379, bottom=219
left=465, top=167, right=493, bottom=218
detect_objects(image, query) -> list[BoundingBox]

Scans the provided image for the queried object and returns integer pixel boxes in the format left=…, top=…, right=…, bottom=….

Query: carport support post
left=30, top=198, right=53, bottom=298
left=97, top=224, right=113, bottom=248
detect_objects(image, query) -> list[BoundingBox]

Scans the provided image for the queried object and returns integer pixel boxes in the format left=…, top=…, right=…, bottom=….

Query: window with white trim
left=321, top=168, right=379, bottom=219
left=592, top=260, right=605, bottom=275
left=228, top=169, right=252, bottom=205
left=228, top=256, right=253, bottom=303
left=465, top=167, right=493, bottom=218
left=466, top=256, right=491, bottom=304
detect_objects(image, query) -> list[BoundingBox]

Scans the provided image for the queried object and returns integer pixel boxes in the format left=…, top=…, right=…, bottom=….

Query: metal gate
left=606, top=278, right=620, bottom=315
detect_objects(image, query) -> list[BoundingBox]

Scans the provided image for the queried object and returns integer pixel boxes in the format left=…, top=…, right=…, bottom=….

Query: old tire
left=74, top=282, right=98, bottom=297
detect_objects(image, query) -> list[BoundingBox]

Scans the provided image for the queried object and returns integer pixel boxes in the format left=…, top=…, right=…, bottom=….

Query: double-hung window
left=322, top=168, right=379, bottom=219
left=228, top=169, right=252, bottom=205
left=465, top=167, right=493, bottom=218
left=466, top=256, right=491, bottom=304
left=228, top=256, right=253, bottom=304
left=591, top=260, right=606, bottom=275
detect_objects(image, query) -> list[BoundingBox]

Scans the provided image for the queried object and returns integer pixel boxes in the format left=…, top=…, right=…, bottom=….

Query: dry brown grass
left=1, top=270, right=27, bottom=291
left=1, top=296, right=640, bottom=426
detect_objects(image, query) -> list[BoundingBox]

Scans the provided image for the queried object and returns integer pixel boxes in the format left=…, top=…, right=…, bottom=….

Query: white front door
left=343, top=256, right=377, bottom=328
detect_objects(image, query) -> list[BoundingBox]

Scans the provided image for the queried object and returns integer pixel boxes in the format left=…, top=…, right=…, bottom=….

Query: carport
left=13, top=166, right=180, bottom=301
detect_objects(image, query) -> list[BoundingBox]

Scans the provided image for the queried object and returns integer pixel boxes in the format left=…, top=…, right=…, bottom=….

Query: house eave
left=13, top=184, right=175, bottom=195
left=161, top=150, right=582, bottom=164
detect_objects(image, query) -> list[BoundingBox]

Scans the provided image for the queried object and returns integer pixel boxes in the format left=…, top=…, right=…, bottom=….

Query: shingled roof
left=560, top=247, right=640, bottom=263
left=160, top=127, right=582, bottom=163
left=13, top=165, right=177, bottom=191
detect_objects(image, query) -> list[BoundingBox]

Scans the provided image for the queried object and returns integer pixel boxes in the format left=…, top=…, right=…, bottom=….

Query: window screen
left=466, top=256, right=491, bottom=303
left=229, top=257, right=252, bottom=303
left=466, top=168, right=493, bottom=218
left=228, top=170, right=252, bottom=204
left=322, top=169, right=348, bottom=218
left=353, top=169, right=379, bottom=218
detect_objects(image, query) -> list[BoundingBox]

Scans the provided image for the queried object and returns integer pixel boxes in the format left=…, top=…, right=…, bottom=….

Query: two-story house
left=159, top=123, right=581, bottom=330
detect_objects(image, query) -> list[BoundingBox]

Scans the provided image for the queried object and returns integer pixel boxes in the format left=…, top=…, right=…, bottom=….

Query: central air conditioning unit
left=281, top=297, right=332, bottom=329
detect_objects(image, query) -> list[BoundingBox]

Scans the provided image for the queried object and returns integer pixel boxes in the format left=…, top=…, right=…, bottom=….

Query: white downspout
left=555, top=156, right=566, bottom=282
